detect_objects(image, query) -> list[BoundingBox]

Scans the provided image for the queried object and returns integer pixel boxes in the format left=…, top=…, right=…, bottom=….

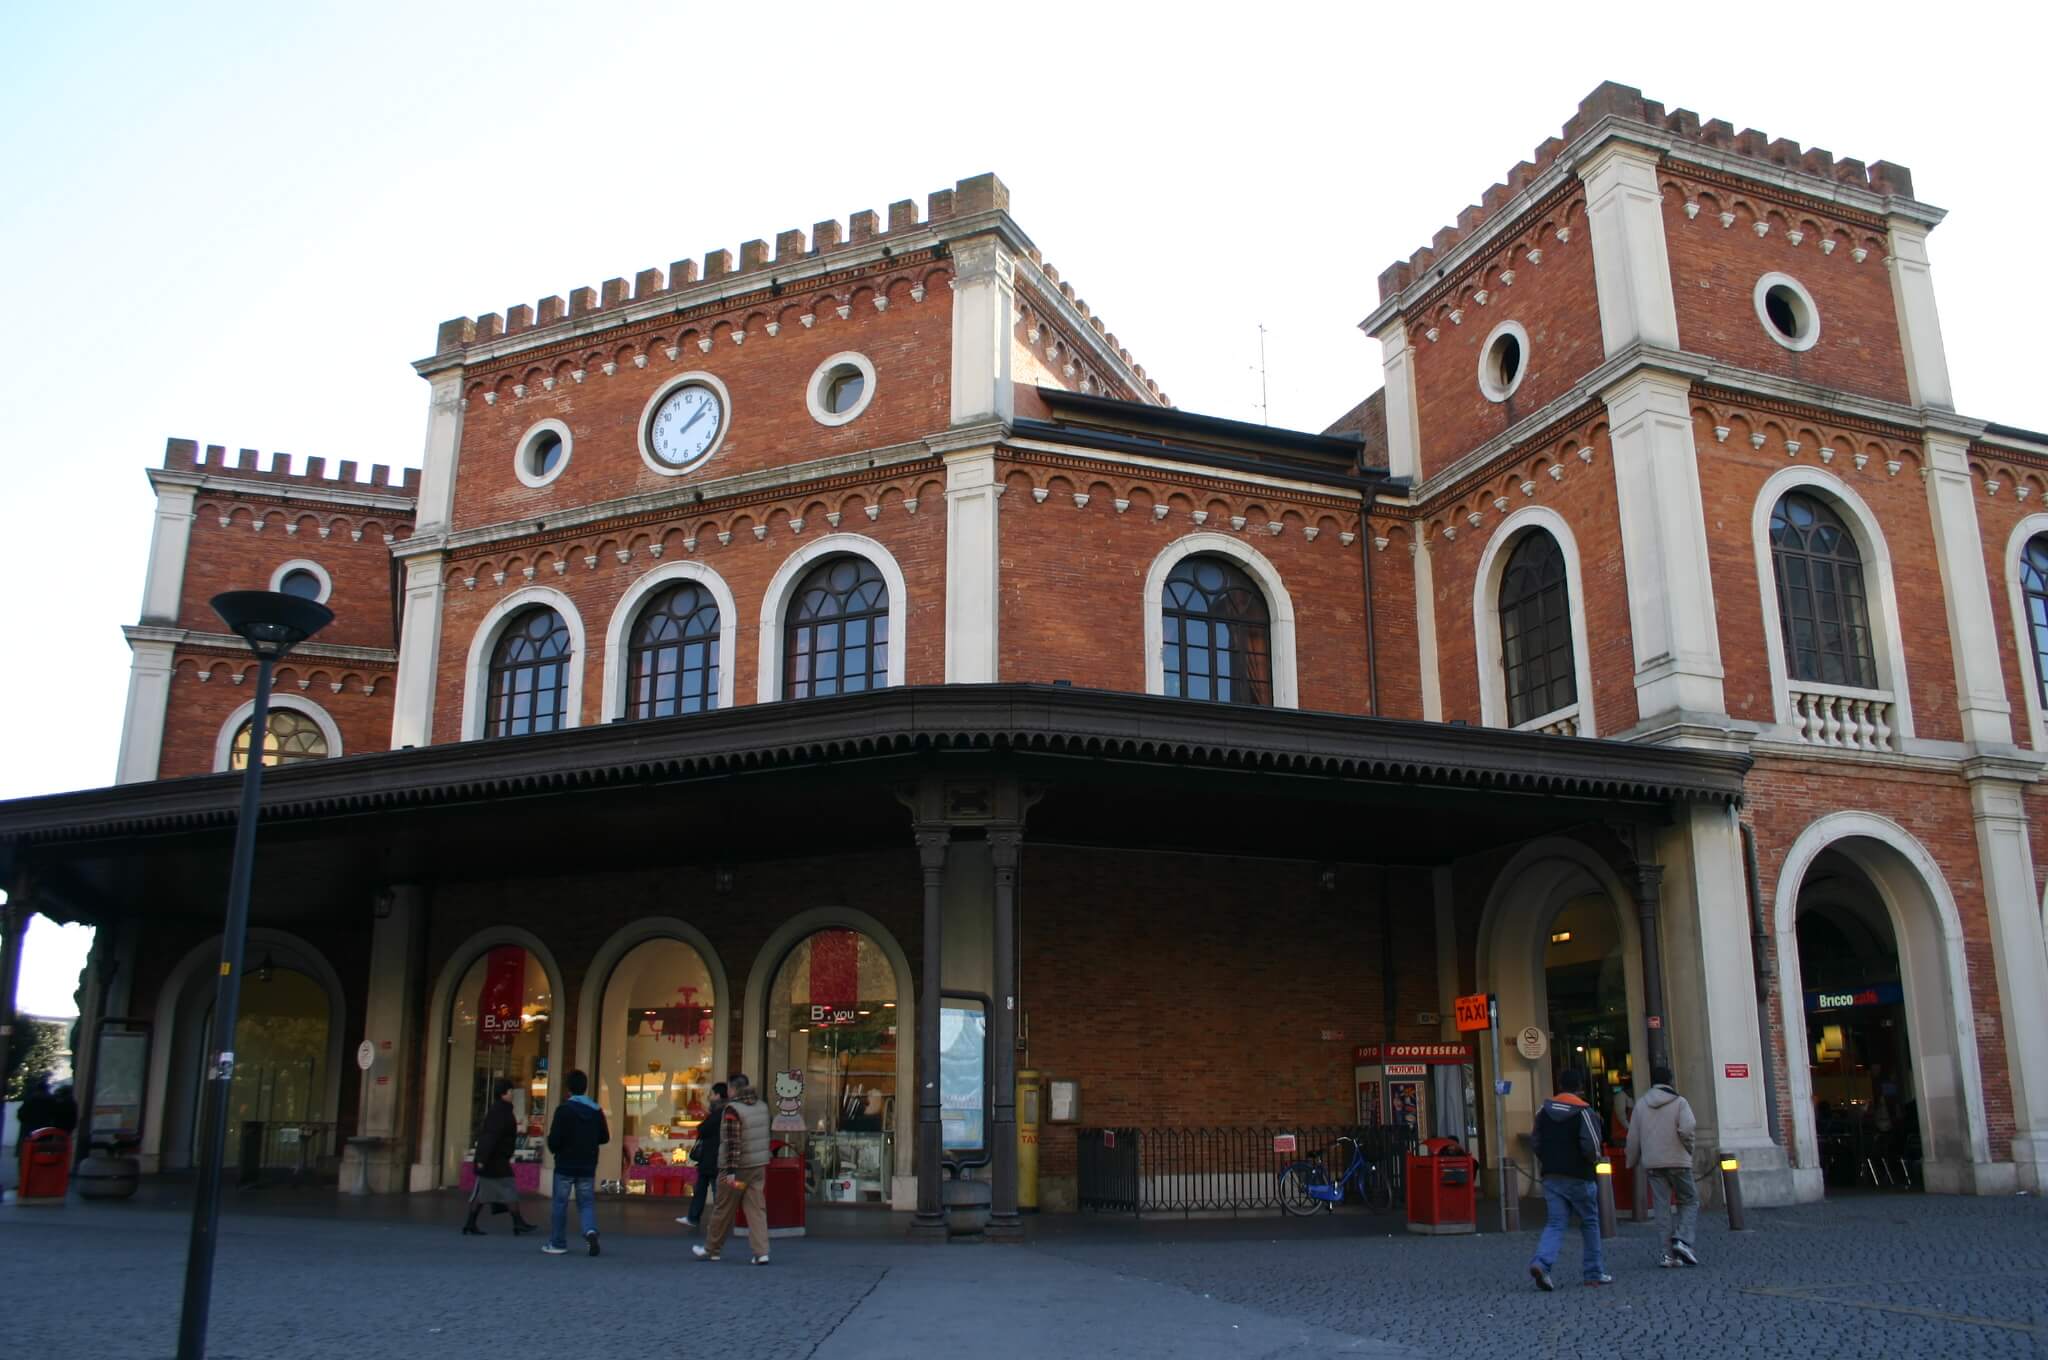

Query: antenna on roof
left=1252, top=324, right=1270, bottom=425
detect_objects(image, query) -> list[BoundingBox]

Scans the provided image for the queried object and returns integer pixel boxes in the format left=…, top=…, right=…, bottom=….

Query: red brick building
left=5, top=83, right=2045, bottom=1225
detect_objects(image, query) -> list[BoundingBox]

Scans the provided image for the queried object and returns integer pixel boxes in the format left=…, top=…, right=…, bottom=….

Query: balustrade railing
left=1788, top=684, right=1895, bottom=752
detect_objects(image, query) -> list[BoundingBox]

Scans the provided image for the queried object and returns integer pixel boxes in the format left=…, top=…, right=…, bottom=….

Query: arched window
left=626, top=582, right=721, bottom=719
left=1498, top=531, right=1577, bottom=726
left=785, top=556, right=889, bottom=699
left=486, top=607, right=571, bottom=736
left=1770, top=493, right=1877, bottom=689
left=229, top=709, right=330, bottom=769
left=1161, top=555, right=1272, bottom=705
left=2022, top=535, right=2048, bottom=709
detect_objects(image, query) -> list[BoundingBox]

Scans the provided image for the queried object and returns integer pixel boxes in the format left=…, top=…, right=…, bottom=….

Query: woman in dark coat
left=464, top=1077, right=536, bottom=1236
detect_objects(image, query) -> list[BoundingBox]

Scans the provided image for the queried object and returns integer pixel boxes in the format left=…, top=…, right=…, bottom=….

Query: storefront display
left=445, top=945, right=552, bottom=1189
left=764, top=929, right=898, bottom=1203
left=596, top=937, right=717, bottom=1192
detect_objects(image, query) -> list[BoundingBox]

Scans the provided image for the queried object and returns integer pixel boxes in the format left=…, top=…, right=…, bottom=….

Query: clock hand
left=674, top=401, right=714, bottom=441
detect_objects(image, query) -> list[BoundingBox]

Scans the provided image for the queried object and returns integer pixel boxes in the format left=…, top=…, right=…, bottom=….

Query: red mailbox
left=1605, top=1144, right=1635, bottom=1213
left=18, top=1128, right=72, bottom=1203
left=1405, top=1136, right=1476, bottom=1235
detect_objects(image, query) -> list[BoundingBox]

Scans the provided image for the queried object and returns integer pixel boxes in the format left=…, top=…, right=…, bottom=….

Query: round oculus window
left=1753, top=273, right=1820, bottom=351
left=824, top=365, right=865, bottom=415
left=1477, top=321, right=1531, bottom=403
left=514, top=419, right=572, bottom=488
left=528, top=431, right=563, bottom=477
left=805, top=352, right=877, bottom=427
left=278, top=569, right=322, bottom=600
left=647, top=382, right=725, bottom=469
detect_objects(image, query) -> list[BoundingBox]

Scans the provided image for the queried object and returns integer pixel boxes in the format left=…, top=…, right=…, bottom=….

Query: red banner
left=477, top=946, right=527, bottom=1048
left=809, top=930, right=859, bottom=1014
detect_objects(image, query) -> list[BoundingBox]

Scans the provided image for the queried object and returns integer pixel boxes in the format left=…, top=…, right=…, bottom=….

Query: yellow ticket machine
left=1017, top=1068, right=1042, bottom=1210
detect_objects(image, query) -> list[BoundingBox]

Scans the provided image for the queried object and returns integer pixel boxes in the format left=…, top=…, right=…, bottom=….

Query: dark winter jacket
left=1531, top=1094, right=1603, bottom=1181
left=692, top=1098, right=725, bottom=1171
left=545, top=1095, right=610, bottom=1177
left=474, top=1098, right=519, bottom=1178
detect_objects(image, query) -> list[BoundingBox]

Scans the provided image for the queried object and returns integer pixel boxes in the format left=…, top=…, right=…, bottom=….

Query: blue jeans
left=1531, top=1176, right=1605, bottom=1280
left=548, top=1174, right=597, bottom=1248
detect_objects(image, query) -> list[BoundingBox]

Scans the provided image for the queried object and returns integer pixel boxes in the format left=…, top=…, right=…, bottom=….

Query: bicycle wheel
left=1364, top=1160, right=1395, bottom=1213
left=1278, top=1162, right=1325, bottom=1216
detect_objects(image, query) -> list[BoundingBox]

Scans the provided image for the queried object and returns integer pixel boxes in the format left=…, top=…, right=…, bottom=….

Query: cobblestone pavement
left=3, top=1190, right=2044, bottom=1358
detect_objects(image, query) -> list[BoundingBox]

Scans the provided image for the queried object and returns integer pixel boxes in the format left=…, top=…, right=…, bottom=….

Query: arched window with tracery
left=230, top=709, right=330, bottom=769
left=486, top=607, right=572, bottom=736
left=785, top=556, right=889, bottom=699
left=1498, top=531, right=1577, bottom=726
left=1161, top=555, right=1272, bottom=705
left=626, top=582, right=721, bottom=718
left=2023, top=535, right=2048, bottom=709
left=1770, top=492, right=1877, bottom=689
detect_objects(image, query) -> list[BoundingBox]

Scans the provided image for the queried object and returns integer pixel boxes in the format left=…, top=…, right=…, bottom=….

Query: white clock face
left=648, top=383, right=724, bottom=469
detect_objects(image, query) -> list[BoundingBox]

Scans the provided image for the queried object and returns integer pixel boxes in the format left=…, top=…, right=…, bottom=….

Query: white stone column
left=1923, top=433, right=2015, bottom=746
left=139, top=483, right=196, bottom=624
left=1580, top=141, right=1681, bottom=355
left=1657, top=804, right=1799, bottom=1202
left=115, top=635, right=178, bottom=783
left=388, top=554, right=446, bottom=749
left=943, top=448, right=1001, bottom=682
left=1604, top=371, right=1727, bottom=724
left=412, top=372, right=465, bottom=537
left=1965, top=765, right=2048, bottom=1190
left=949, top=236, right=1015, bottom=427
left=344, top=885, right=427, bottom=1194
left=1887, top=219, right=1955, bottom=411
left=1375, top=320, right=1423, bottom=483
left=1413, top=538, right=1443, bottom=721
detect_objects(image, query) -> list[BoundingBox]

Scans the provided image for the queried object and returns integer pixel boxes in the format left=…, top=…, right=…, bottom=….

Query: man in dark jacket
left=1527, top=1068, right=1610, bottom=1290
left=677, top=1081, right=728, bottom=1231
left=541, top=1070, right=610, bottom=1257
left=464, top=1077, right=537, bottom=1237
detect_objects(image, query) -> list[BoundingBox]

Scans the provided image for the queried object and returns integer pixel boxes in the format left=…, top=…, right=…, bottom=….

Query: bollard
left=1501, top=1160, right=1520, bottom=1233
left=1632, top=1165, right=1650, bottom=1223
left=1719, top=1155, right=1747, bottom=1231
left=1594, top=1160, right=1617, bottom=1240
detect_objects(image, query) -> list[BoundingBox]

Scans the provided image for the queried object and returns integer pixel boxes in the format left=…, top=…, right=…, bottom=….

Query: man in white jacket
left=1625, top=1065, right=1700, bottom=1267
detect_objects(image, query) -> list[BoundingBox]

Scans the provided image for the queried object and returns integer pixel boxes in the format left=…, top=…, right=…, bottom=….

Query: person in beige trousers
left=694, top=1073, right=772, bottom=1264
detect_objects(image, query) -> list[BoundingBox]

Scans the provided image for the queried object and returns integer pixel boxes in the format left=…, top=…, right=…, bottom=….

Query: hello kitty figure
left=772, top=1069, right=805, bottom=1130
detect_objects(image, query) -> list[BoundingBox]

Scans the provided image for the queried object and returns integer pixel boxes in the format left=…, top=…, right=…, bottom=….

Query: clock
left=647, top=381, right=724, bottom=470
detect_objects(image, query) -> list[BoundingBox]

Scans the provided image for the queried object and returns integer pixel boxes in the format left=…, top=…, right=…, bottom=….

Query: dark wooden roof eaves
left=0, top=687, right=1748, bottom=848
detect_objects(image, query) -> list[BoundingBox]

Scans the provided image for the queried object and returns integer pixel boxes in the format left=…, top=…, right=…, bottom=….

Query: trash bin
left=738, top=1140, right=808, bottom=1238
left=1405, top=1136, right=1476, bottom=1235
left=19, top=1129, right=72, bottom=1204
left=1604, top=1144, right=1635, bottom=1213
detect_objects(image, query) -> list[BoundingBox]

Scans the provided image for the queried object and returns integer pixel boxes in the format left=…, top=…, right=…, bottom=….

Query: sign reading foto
left=1454, top=993, right=1493, bottom=1032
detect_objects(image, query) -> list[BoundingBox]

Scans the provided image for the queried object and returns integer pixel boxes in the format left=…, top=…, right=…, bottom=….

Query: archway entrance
left=442, top=946, right=554, bottom=1191
left=594, top=937, right=718, bottom=1192
left=1797, top=850, right=1918, bottom=1190
left=1774, top=816, right=1992, bottom=1196
left=1544, top=896, right=1634, bottom=1145
left=193, top=966, right=331, bottom=1172
left=763, top=929, right=899, bottom=1205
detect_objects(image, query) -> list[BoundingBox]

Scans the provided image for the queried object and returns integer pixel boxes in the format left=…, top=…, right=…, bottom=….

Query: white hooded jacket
left=1625, top=1084, right=1696, bottom=1170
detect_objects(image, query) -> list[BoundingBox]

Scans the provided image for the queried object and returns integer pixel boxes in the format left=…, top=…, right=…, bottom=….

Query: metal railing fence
left=1075, top=1123, right=1414, bottom=1215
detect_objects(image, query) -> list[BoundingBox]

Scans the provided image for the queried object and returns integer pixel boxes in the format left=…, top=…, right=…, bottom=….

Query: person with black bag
left=1527, top=1068, right=1611, bottom=1290
left=677, top=1081, right=727, bottom=1232
left=463, top=1077, right=537, bottom=1238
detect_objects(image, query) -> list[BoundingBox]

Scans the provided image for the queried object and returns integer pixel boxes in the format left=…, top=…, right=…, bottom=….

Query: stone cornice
left=998, top=443, right=1362, bottom=512
left=150, top=467, right=418, bottom=515
left=123, top=625, right=398, bottom=667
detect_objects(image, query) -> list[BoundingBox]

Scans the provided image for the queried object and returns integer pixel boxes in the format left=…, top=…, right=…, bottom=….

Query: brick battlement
left=164, top=437, right=419, bottom=496
left=1376, top=81, right=1920, bottom=302
left=432, top=173, right=1012, bottom=356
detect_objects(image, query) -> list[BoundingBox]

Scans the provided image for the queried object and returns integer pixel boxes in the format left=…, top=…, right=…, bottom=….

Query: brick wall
left=175, top=495, right=404, bottom=652
left=157, top=645, right=393, bottom=777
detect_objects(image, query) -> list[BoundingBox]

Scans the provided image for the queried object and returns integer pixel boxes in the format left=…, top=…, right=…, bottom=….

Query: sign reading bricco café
left=1354, top=1044, right=1473, bottom=1064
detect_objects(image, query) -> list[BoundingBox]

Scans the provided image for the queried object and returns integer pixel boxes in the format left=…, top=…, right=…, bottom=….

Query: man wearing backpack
left=1527, top=1068, right=1610, bottom=1290
left=1626, top=1064, right=1701, bottom=1267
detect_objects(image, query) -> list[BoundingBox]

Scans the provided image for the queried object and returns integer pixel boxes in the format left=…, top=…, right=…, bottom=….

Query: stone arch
left=1771, top=811, right=1993, bottom=1193
left=599, top=561, right=740, bottom=719
left=460, top=585, right=589, bottom=740
left=2002, top=512, right=2048, bottom=751
left=210, top=692, right=345, bottom=771
left=740, top=907, right=917, bottom=1200
left=412, top=926, right=569, bottom=1192
left=754, top=532, right=909, bottom=702
left=1140, top=531, right=1300, bottom=708
left=1471, top=506, right=1598, bottom=736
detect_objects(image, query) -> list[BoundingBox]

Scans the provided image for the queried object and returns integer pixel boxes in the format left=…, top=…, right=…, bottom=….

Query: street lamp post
left=176, top=590, right=332, bottom=1360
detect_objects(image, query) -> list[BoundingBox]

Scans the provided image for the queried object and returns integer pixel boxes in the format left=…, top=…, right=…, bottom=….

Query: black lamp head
left=210, top=590, right=334, bottom=660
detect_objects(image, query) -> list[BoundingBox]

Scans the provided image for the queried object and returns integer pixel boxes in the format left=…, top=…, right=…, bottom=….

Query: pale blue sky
left=2, top=2, right=2039, bottom=998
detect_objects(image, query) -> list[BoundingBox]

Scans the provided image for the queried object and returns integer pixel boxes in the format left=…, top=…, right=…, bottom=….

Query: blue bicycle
left=1278, top=1135, right=1395, bottom=1215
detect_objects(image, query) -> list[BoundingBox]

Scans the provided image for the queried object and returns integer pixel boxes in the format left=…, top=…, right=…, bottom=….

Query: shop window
left=595, top=938, right=717, bottom=1193
left=784, top=556, right=890, bottom=699
left=1770, top=492, right=1878, bottom=689
left=764, top=929, right=898, bottom=1203
left=486, top=607, right=572, bottom=736
left=1498, top=530, right=1577, bottom=726
left=626, top=582, right=721, bottom=719
left=194, top=965, right=330, bottom=1169
left=443, top=946, right=553, bottom=1190
left=229, top=709, right=330, bottom=770
left=2022, top=535, right=2048, bottom=708
left=1161, top=555, right=1273, bottom=705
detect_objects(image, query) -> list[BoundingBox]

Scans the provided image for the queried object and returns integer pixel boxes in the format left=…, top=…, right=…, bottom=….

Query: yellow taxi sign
left=1454, top=993, right=1492, bottom=1032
